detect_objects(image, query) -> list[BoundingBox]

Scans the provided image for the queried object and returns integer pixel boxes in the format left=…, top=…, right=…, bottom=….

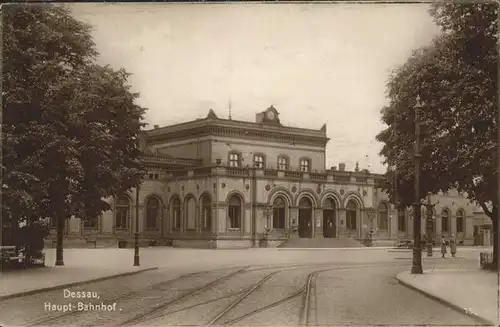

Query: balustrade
left=162, top=165, right=380, bottom=187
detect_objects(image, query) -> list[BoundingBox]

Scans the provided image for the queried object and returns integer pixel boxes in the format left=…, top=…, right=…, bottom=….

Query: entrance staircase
left=278, top=235, right=365, bottom=248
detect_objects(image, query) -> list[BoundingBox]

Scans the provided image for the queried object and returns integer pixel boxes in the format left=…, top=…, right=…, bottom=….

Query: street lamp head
left=415, top=95, right=422, bottom=106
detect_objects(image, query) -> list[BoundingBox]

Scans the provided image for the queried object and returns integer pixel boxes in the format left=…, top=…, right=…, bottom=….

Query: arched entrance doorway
left=322, top=198, right=336, bottom=238
left=298, top=197, right=313, bottom=238
left=346, top=199, right=358, bottom=236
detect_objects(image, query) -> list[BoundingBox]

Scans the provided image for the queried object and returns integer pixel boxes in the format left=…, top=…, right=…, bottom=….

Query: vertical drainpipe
left=215, top=174, right=219, bottom=249
left=251, top=168, right=257, bottom=247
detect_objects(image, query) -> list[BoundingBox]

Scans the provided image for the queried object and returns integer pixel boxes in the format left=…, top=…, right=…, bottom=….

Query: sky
left=69, top=3, right=442, bottom=174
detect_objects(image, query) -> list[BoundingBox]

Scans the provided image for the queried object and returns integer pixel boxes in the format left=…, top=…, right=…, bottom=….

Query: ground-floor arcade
left=46, top=173, right=489, bottom=248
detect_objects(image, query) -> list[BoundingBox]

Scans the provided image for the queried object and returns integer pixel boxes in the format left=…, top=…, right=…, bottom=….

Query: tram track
left=117, top=267, right=250, bottom=326
left=136, top=264, right=369, bottom=327
left=24, top=261, right=409, bottom=326
left=25, top=266, right=250, bottom=327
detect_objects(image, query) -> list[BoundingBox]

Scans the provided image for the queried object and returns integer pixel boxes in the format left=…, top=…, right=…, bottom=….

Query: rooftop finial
left=228, top=97, right=232, bottom=120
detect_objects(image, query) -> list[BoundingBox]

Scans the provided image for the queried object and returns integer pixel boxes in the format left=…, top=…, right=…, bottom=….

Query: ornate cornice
left=145, top=120, right=329, bottom=147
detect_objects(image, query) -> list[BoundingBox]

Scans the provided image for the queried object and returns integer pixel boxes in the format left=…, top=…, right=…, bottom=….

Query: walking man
left=441, top=236, right=447, bottom=258
left=450, top=234, right=457, bottom=257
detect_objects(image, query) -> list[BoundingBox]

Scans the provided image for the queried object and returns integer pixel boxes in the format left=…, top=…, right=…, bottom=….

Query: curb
left=396, top=273, right=496, bottom=326
left=276, top=247, right=394, bottom=250
left=0, top=266, right=158, bottom=301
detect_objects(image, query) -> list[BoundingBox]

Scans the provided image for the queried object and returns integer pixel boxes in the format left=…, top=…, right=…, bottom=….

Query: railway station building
left=47, top=106, right=492, bottom=248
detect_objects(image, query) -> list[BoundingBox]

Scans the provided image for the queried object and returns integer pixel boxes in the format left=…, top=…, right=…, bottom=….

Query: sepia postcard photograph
left=0, top=1, right=498, bottom=326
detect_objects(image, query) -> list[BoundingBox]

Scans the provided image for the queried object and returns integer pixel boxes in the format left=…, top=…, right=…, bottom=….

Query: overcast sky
left=69, top=3, right=441, bottom=174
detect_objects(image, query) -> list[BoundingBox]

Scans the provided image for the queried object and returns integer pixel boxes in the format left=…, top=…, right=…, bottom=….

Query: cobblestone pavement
left=0, top=257, right=482, bottom=327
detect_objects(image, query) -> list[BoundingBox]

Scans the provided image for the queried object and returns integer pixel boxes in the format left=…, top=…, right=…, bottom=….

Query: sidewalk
left=396, top=268, right=499, bottom=325
left=0, top=249, right=157, bottom=300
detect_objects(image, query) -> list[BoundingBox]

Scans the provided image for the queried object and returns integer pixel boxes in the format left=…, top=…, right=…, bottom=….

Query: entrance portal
left=322, top=198, right=336, bottom=238
left=346, top=199, right=358, bottom=236
left=298, top=197, right=312, bottom=238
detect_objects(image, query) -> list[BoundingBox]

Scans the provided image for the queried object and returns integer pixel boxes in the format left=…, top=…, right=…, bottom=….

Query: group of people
left=441, top=235, right=457, bottom=258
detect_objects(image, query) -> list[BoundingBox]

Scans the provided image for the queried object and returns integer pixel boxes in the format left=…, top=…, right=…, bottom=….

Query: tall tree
left=376, top=3, right=498, bottom=266
left=3, top=4, right=146, bottom=265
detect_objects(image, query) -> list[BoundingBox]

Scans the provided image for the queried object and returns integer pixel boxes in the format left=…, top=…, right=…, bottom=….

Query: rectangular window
left=398, top=210, right=405, bottom=232
left=83, top=216, right=99, bottom=229
left=457, top=217, right=463, bottom=233
left=278, top=157, right=288, bottom=170
left=229, top=153, right=240, bottom=167
left=173, top=209, right=181, bottom=230
left=272, top=208, right=285, bottom=229
left=442, top=217, right=449, bottom=232
left=299, top=159, right=310, bottom=172
left=228, top=206, right=240, bottom=229
left=346, top=211, right=356, bottom=230
left=254, top=155, right=264, bottom=168
left=115, top=208, right=129, bottom=229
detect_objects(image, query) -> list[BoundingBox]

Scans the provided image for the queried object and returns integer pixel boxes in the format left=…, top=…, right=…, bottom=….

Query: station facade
left=49, top=106, right=492, bottom=248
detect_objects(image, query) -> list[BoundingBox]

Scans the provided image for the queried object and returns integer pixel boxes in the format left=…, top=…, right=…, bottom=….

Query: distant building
left=48, top=106, right=492, bottom=248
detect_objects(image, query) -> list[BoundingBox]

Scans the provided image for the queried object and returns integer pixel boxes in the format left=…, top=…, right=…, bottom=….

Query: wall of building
left=210, top=137, right=326, bottom=171
left=49, top=173, right=492, bottom=248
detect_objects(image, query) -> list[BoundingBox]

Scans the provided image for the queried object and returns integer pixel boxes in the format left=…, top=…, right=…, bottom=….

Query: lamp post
left=134, top=181, right=140, bottom=266
left=411, top=96, right=423, bottom=274
left=365, top=208, right=375, bottom=247
left=422, top=192, right=439, bottom=257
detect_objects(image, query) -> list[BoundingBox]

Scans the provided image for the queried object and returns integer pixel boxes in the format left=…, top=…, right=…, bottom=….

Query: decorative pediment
left=206, top=109, right=218, bottom=119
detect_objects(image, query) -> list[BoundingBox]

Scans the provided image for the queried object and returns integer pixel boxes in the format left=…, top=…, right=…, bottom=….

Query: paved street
left=0, top=248, right=487, bottom=326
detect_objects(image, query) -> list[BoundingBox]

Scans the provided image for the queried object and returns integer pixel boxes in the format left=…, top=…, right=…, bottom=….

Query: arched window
left=299, top=197, right=312, bottom=208
left=229, top=152, right=241, bottom=167
left=441, top=209, right=450, bottom=233
left=201, top=195, right=212, bottom=231
left=185, top=196, right=196, bottom=230
left=253, top=155, right=265, bottom=168
left=378, top=202, right=388, bottom=231
left=171, top=197, right=181, bottom=230
left=299, top=159, right=310, bottom=172
left=398, top=208, right=406, bottom=232
left=146, top=197, right=160, bottom=230
left=228, top=195, right=241, bottom=229
left=115, top=196, right=130, bottom=229
left=456, top=209, right=464, bottom=233
left=278, top=156, right=289, bottom=170
left=83, top=215, right=99, bottom=230
left=346, top=200, right=357, bottom=230
left=272, top=197, right=286, bottom=229
left=323, top=198, right=335, bottom=209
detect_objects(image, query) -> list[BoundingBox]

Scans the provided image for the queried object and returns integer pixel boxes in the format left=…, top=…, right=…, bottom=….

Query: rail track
left=127, top=264, right=381, bottom=326
left=25, top=261, right=408, bottom=326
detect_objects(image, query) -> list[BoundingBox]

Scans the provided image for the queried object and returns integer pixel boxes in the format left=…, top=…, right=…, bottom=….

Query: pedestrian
left=441, top=236, right=447, bottom=258
left=450, top=234, right=457, bottom=257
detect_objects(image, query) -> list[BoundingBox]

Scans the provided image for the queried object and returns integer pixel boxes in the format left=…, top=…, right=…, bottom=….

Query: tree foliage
left=2, top=4, right=146, bottom=262
left=376, top=2, right=498, bottom=264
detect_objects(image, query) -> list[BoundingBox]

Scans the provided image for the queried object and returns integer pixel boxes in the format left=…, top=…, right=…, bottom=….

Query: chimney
left=339, top=163, right=346, bottom=171
left=153, top=125, right=159, bottom=129
left=255, top=112, right=265, bottom=124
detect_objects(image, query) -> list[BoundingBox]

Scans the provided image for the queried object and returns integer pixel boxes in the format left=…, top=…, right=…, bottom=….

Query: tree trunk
left=55, top=214, right=65, bottom=266
left=492, top=211, right=498, bottom=269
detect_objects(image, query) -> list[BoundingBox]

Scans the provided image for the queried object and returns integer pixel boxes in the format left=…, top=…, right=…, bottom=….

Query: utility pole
left=134, top=181, right=141, bottom=266
left=411, top=96, right=423, bottom=274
